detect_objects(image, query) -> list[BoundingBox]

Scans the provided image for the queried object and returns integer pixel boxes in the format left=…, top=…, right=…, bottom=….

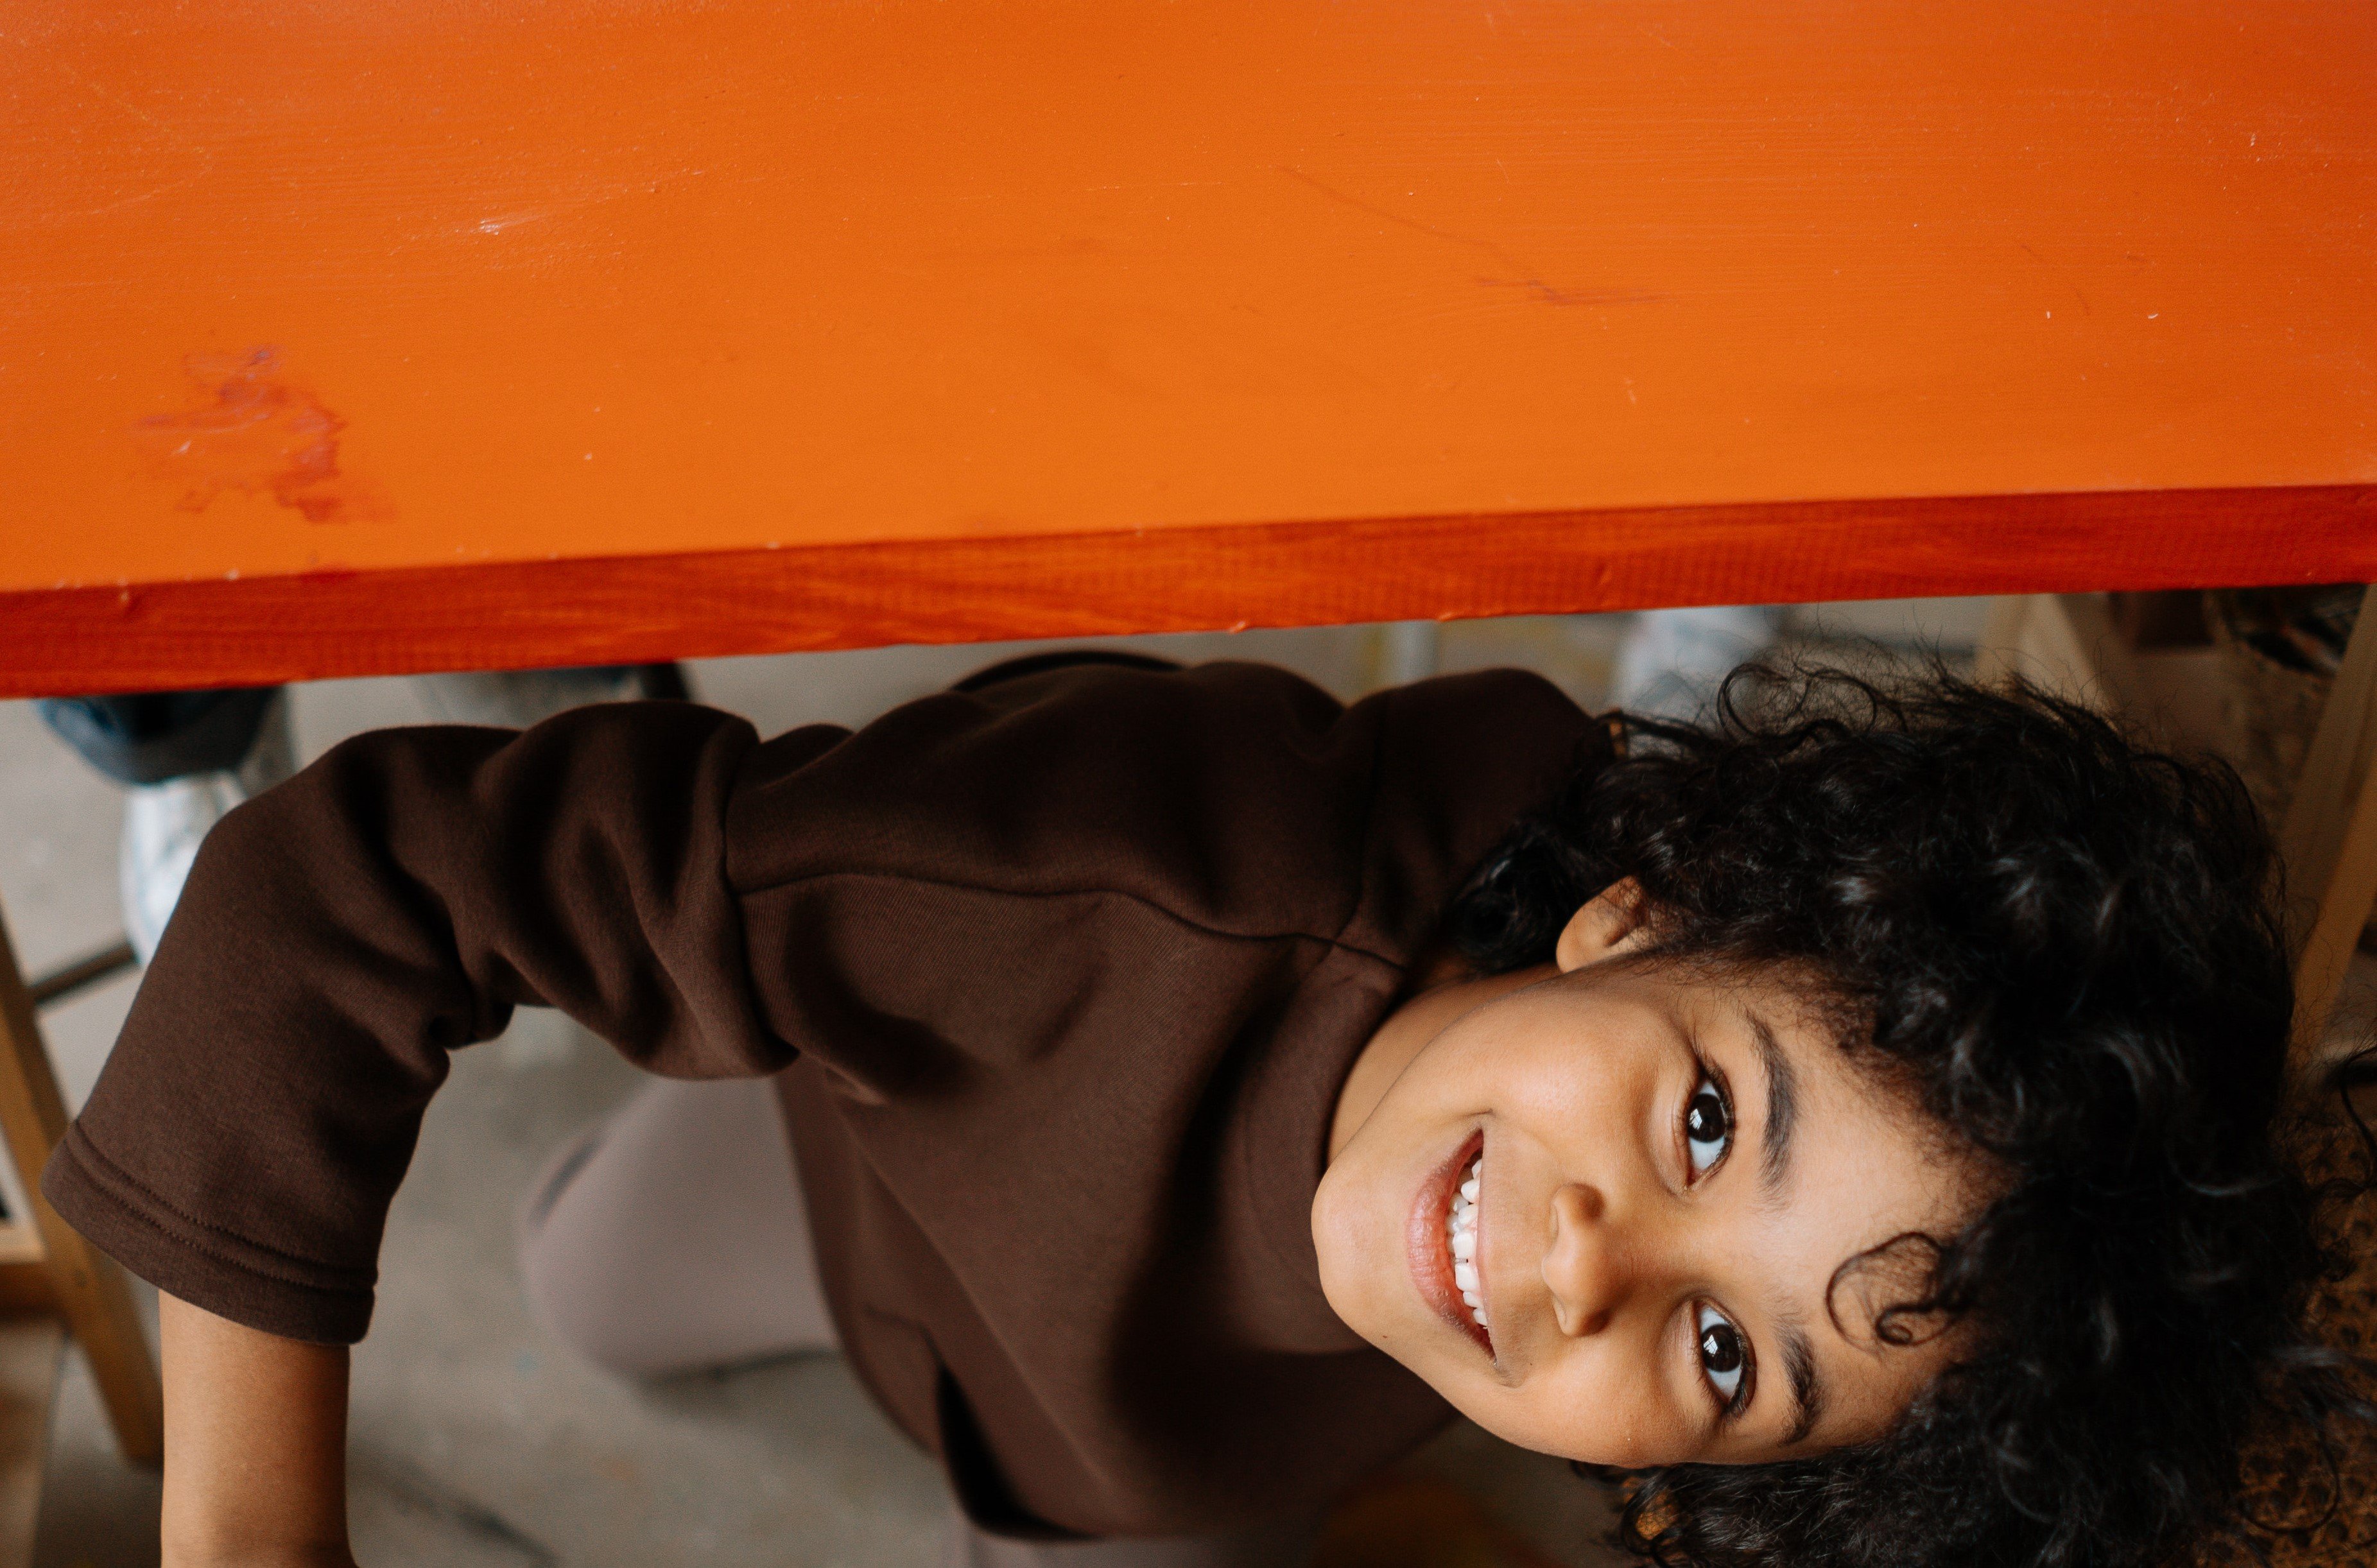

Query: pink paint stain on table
left=136, top=348, right=388, bottom=524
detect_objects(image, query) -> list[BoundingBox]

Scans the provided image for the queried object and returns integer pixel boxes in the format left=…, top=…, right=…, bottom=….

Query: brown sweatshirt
left=43, top=659, right=1604, bottom=1537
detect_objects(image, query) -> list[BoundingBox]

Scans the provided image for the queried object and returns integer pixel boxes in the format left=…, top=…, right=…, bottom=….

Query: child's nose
left=1541, top=1182, right=1634, bottom=1337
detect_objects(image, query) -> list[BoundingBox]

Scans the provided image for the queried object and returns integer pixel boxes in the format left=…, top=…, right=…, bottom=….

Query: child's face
left=1312, top=888, right=1973, bottom=1468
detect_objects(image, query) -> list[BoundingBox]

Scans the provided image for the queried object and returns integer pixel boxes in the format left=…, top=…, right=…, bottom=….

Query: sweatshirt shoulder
left=1345, top=668, right=1599, bottom=958
left=724, top=660, right=1375, bottom=938
left=725, top=660, right=1595, bottom=949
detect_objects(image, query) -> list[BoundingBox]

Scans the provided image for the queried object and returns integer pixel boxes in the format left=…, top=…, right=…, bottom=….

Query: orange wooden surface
left=3, top=1, right=2373, bottom=694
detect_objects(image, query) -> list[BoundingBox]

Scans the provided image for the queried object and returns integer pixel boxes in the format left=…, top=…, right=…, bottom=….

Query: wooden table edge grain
left=6, top=482, right=2374, bottom=698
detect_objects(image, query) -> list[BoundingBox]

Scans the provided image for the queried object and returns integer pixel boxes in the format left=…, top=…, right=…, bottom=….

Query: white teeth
left=1444, top=1151, right=1487, bottom=1330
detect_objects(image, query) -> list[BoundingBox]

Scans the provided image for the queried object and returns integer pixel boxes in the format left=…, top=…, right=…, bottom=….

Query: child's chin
left=1308, top=1191, right=1369, bottom=1321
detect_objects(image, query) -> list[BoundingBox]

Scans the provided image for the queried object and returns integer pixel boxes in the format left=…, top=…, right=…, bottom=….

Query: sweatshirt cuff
left=41, top=1124, right=374, bottom=1345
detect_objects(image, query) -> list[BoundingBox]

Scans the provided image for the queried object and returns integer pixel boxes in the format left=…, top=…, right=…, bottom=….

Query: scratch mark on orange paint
left=1274, top=165, right=1664, bottom=307
left=460, top=171, right=709, bottom=238
left=135, top=349, right=389, bottom=524
left=39, top=60, right=218, bottom=223
left=1478, top=277, right=1666, bottom=308
left=2018, top=243, right=2096, bottom=318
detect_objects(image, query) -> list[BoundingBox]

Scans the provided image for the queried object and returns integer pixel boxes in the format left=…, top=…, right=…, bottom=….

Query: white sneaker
left=119, top=691, right=297, bottom=965
left=119, top=774, right=246, bottom=965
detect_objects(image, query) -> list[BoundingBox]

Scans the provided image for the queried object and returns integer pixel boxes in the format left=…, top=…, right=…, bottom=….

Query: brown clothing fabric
left=513, top=1073, right=1327, bottom=1568
left=42, top=660, right=1605, bottom=1537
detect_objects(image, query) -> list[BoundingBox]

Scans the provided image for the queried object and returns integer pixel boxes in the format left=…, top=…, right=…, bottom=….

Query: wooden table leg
left=2278, top=584, right=2377, bottom=1070
left=0, top=901, right=163, bottom=1465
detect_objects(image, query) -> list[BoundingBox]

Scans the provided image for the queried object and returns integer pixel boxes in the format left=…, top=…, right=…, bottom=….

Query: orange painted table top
left=3, top=1, right=2373, bottom=696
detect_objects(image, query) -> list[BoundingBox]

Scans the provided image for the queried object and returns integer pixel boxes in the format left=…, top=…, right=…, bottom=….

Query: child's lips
left=1407, top=1128, right=1493, bottom=1358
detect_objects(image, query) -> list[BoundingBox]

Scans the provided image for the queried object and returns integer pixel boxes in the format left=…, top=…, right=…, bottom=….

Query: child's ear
left=1554, top=879, right=1650, bottom=973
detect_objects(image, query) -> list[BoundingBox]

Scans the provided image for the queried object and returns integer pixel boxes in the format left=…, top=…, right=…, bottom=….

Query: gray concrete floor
left=2, top=601, right=2127, bottom=1567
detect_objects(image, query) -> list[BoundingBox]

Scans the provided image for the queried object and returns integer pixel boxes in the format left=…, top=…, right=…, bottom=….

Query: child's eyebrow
left=1778, top=1314, right=1826, bottom=1446
left=1749, top=1009, right=1826, bottom=1447
left=1752, top=1010, right=1800, bottom=1199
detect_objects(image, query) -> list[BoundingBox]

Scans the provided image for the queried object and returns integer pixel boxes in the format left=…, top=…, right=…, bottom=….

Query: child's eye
left=1684, top=1071, right=1732, bottom=1178
left=1696, top=1302, right=1751, bottom=1409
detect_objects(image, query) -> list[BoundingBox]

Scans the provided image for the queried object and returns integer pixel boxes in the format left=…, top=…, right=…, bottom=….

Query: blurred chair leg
left=0, top=900, right=163, bottom=1472
left=2280, top=585, right=2377, bottom=1068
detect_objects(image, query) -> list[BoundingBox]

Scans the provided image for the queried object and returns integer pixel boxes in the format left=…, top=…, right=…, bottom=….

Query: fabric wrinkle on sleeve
left=42, top=701, right=791, bottom=1345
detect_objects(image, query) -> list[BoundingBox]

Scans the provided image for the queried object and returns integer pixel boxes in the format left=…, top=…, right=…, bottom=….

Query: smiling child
left=40, top=654, right=2363, bottom=1568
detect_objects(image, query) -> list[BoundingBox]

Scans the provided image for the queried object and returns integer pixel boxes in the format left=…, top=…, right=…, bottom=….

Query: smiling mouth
left=1447, top=1153, right=1486, bottom=1325
left=1408, top=1130, right=1493, bottom=1357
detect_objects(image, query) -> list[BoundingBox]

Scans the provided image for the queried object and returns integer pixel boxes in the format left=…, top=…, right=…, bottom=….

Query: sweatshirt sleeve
left=41, top=700, right=791, bottom=1344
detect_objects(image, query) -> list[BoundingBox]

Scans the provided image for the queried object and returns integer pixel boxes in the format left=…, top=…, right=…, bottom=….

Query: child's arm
left=42, top=702, right=789, bottom=1348
left=159, top=1291, right=354, bottom=1568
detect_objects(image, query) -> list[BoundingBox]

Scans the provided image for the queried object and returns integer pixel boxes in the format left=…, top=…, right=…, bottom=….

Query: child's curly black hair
left=1444, top=662, right=2372, bottom=1568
